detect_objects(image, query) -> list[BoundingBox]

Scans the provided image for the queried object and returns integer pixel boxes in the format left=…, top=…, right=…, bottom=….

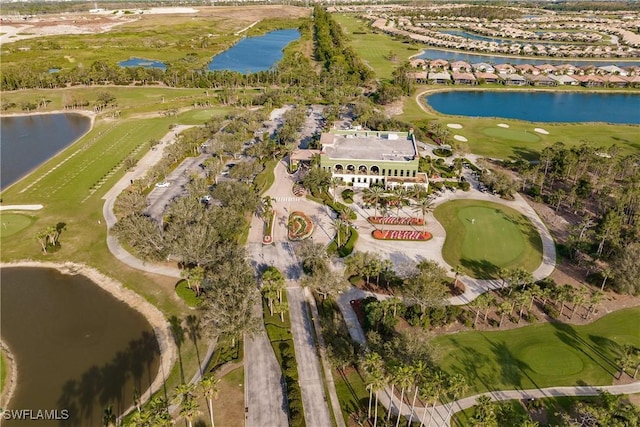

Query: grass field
left=482, top=126, right=542, bottom=143
left=432, top=307, right=640, bottom=396
left=434, top=200, right=543, bottom=279
left=0, top=213, right=35, bottom=238
left=334, top=14, right=421, bottom=80
left=0, top=349, right=7, bottom=394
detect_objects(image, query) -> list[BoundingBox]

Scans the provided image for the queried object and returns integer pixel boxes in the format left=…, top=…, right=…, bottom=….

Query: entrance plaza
left=318, top=129, right=428, bottom=189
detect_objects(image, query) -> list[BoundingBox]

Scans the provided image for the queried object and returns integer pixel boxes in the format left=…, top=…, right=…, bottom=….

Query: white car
left=155, top=181, right=170, bottom=188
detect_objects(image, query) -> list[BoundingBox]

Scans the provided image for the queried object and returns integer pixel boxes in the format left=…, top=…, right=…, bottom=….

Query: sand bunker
left=453, top=135, right=468, bottom=142
left=447, top=123, right=463, bottom=129
left=497, top=123, right=510, bottom=128
left=534, top=128, right=550, bottom=135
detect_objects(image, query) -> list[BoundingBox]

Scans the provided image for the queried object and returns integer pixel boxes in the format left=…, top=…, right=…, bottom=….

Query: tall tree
left=199, top=375, right=220, bottom=427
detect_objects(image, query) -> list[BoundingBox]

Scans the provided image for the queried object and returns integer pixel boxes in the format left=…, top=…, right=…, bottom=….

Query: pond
left=0, top=113, right=91, bottom=190
left=424, top=91, right=640, bottom=124
left=208, top=29, right=300, bottom=74
left=118, top=57, right=167, bottom=70
left=0, top=267, right=160, bottom=427
left=418, top=48, right=640, bottom=67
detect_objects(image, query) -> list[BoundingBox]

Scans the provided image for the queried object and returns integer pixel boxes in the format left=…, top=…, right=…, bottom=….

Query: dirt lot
left=0, top=5, right=309, bottom=44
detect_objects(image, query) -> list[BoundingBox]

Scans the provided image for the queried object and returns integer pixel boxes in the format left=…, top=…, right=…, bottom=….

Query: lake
left=0, top=267, right=160, bottom=427
left=208, top=29, right=300, bottom=73
left=0, top=113, right=91, bottom=190
left=418, top=48, right=640, bottom=67
left=425, top=91, right=640, bottom=124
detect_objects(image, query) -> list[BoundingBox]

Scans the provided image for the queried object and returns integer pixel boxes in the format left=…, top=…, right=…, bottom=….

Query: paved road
left=287, top=287, right=333, bottom=427
left=244, top=301, right=288, bottom=427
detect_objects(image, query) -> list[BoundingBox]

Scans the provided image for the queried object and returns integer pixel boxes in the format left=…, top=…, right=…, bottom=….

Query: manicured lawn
left=434, top=200, right=543, bottom=279
left=212, top=367, right=245, bottom=427
left=0, top=213, right=34, bottom=238
left=482, top=126, right=542, bottom=143
left=432, top=308, right=640, bottom=396
left=333, top=367, right=389, bottom=425
left=334, top=14, right=422, bottom=80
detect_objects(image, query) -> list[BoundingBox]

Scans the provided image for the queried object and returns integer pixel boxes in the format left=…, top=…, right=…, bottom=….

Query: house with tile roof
left=549, top=74, right=579, bottom=85
left=494, top=63, right=516, bottom=74
left=452, top=72, right=477, bottom=85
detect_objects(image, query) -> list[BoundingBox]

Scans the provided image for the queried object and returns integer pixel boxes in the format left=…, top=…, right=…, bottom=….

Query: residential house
left=598, top=65, right=628, bottom=76
left=501, top=74, right=527, bottom=86
left=527, top=74, right=557, bottom=86
left=429, top=59, right=449, bottom=71
left=407, top=71, right=428, bottom=83
left=601, top=74, right=629, bottom=88
left=555, top=64, right=578, bottom=75
left=452, top=72, right=477, bottom=85
left=494, top=63, right=516, bottom=74
left=410, top=58, right=427, bottom=69
left=450, top=60, right=472, bottom=73
left=536, top=64, right=557, bottom=74
left=472, top=62, right=495, bottom=73
left=428, top=72, right=452, bottom=84
left=474, top=72, right=500, bottom=84
left=573, top=74, right=605, bottom=87
left=549, top=74, right=579, bottom=86
left=515, top=64, right=540, bottom=75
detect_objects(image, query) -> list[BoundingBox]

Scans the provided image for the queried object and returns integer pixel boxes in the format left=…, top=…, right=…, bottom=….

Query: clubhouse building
left=318, top=129, right=428, bottom=189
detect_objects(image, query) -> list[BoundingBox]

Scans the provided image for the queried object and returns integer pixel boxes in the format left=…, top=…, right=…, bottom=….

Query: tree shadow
left=57, top=331, right=160, bottom=426
left=447, top=338, right=495, bottom=391
left=460, top=258, right=500, bottom=279
left=548, top=322, right=619, bottom=378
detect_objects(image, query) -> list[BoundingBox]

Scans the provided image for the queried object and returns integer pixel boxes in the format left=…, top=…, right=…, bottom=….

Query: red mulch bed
left=372, top=230, right=432, bottom=240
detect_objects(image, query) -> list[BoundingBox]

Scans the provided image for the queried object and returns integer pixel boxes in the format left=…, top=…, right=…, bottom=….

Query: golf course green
left=0, top=213, right=34, bottom=238
left=432, top=307, right=640, bottom=395
left=434, top=200, right=543, bottom=278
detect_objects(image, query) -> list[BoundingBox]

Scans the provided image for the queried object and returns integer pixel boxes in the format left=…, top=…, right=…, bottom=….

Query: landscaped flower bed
left=288, top=211, right=314, bottom=241
left=368, top=216, right=424, bottom=226
left=263, top=211, right=275, bottom=245
left=372, top=230, right=432, bottom=241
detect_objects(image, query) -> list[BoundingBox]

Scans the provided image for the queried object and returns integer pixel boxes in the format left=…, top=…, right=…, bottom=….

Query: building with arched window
left=319, top=129, right=428, bottom=189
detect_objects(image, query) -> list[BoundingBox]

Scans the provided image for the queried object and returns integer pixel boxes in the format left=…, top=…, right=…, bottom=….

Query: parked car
left=201, top=195, right=212, bottom=203
left=155, top=181, right=170, bottom=188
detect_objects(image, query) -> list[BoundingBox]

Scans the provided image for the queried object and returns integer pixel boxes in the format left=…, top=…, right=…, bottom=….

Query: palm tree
left=418, top=370, right=445, bottom=427
left=571, top=287, right=588, bottom=319
left=102, top=406, right=116, bottom=427
left=332, top=218, right=346, bottom=247
left=199, top=375, right=220, bottom=427
left=175, top=383, right=199, bottom=427
left=497, top=300, right=511, bottom=327
left=412, top=198, right=433, bottom=232
left=444, top=374, right=468, bottom=422
left=406, top=360, right=427, bottom=426
left=586, top=290, right=604, bottom=319
left=394, top=364, right=414, bottom=427
left=364, top=186, right=386, bottom=218
left=472, top=395, right=496, bottom=427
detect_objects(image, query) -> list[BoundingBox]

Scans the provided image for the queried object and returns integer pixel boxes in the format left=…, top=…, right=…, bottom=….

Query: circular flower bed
left=368, top=216, right=424, bottom=226
left=288, top=211, right=314, bottom=241
left=372, top=230, right=432, bottom=241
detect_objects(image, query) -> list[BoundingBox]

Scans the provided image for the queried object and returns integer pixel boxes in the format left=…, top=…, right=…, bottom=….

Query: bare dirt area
left=0, top=5, right=309, bottom=45
left=0, top=14, right=137, bottom=44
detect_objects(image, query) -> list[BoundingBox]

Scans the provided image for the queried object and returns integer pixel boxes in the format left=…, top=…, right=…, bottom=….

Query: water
left=425, top=91, right=640, bottom=124
left=208, top=29, right=300, bottom=74
left=418, top=48, right=640, bottom=66
left=118, top=57, right=167, bottom=70
left=0, top=267, right=160, bottom=427
left=0, top=113, right=90, bottom=189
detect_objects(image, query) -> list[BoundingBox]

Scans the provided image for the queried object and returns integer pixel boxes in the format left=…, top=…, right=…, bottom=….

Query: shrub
left=341, top=189, right=354, bottom=203
left=433, top=148, right=452, bottom=157
left=459, top=181, right=471, bottom=191
left=542, top=303, right=560, bottom=319
left=175, top=280, right=203, bottom=307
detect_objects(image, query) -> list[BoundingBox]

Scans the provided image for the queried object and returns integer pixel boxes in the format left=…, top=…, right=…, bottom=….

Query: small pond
left=118, top=57, right=167, bottom=70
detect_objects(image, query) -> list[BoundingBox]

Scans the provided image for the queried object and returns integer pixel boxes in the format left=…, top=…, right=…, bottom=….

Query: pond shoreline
left=0, top=261, right=177, bottom=418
